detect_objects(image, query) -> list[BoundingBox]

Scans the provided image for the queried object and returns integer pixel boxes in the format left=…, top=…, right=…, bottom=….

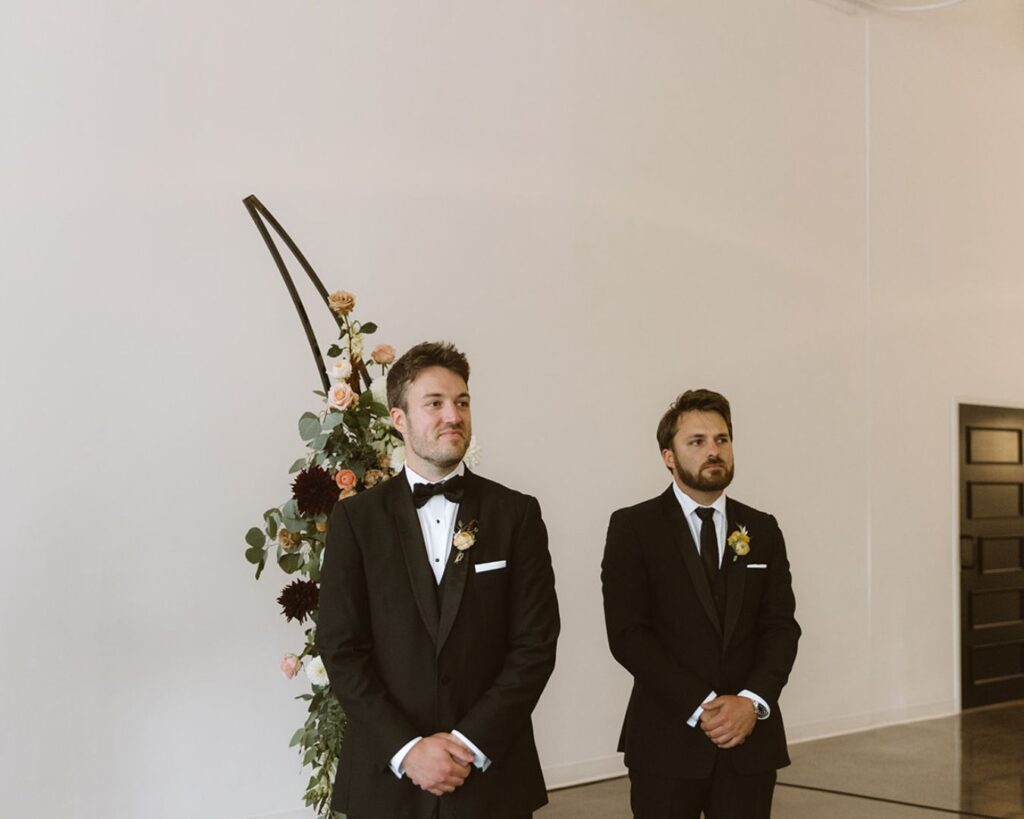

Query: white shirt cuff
left=389, top=737, right=422, bottom=778
left=451, top=729, right=491, bottom=772
left=686, top=690, right=717, bottom=728
left=739, top=689, right=771, bottom=720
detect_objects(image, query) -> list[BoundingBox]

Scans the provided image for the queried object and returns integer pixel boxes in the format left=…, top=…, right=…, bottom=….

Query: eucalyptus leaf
left=254, top=559, right=265, bottom=580
left=279, top=553, right=303, bottom=574
left=244, top=545, right=264, bottom=564
left=245, top=528, right=266, bottom=549
left=298, top=414, right=321, bottom=442
left=288, top=458, right=306, bottom=474
left=281, top=499, right=299, bottom=519
left=322, top=413, right=346, bottom=431
left=289, top=728, right=305, bottom=748
left=266, top=517, right=279, bottom=541
left=312, top=433, right=330, bottom=450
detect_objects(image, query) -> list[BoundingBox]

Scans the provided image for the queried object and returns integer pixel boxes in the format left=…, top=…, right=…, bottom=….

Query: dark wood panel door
left=960, top=404, right=1024, bottom=709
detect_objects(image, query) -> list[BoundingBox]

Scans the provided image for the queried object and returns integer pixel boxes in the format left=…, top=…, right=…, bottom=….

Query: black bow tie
left=412, top=475, right=466, bottom=508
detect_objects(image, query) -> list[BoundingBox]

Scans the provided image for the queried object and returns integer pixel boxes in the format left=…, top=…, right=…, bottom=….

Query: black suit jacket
left=316, top=468, right=560, bottom=818
left=601, top=488, right=799, bottom=779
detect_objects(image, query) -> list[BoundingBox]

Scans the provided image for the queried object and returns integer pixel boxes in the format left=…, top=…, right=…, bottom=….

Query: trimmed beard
left=675, top=456, right=734, bottom=494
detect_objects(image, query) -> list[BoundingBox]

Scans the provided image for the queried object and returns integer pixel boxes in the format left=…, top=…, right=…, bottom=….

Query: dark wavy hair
left=656, top=389, right=733, bottom=451
left=386, top=341, right=470, bottom=411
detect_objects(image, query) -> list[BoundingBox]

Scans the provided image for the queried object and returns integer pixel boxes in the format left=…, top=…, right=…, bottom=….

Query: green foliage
left=243, top=296, right=401, bottom=818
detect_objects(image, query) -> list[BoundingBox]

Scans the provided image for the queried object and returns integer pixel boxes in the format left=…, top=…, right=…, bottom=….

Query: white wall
left=3, top=1, right=1023, bottom=817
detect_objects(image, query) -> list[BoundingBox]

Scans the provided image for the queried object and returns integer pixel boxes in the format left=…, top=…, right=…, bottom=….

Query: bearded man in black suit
left=316, top=341, right=560, bottom=819
left=602, top=389, right=800, bottom=819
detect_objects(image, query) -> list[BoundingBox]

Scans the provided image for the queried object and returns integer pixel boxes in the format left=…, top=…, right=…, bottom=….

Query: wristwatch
left=751, top=699, right=769, bottom=720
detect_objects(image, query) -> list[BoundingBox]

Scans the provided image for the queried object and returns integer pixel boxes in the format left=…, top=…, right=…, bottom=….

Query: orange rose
left=335, top=469, right=358, bottom=490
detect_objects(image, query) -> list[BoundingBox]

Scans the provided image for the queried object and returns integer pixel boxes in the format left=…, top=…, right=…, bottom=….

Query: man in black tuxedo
left=316, top=342, right=560, bottom=819
left=602, top=389, right=799, bottom=819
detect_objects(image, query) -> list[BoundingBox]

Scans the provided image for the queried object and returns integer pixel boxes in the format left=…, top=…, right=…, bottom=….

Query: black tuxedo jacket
left=316, top=468, right=559, bottom=818
left=601, top=488, right=800, bottom=779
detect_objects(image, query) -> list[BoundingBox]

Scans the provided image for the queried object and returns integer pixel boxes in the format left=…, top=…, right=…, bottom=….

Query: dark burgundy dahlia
left=291, top=465, right=338, bottom=517
left=277, top=579, right=319, bottom=623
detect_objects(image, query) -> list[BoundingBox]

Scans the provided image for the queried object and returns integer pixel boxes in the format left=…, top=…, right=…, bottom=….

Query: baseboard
left=785, top=698, right=957, bottom=744
left=543, top=754, right=627, bottom=790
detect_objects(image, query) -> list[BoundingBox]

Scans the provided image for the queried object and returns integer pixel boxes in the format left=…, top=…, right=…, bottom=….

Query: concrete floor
left=542, top=701, right=1024, bottom=818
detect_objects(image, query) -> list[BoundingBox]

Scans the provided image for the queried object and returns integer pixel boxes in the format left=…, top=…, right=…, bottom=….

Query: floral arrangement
left=243, top=290, right=403, bottom=817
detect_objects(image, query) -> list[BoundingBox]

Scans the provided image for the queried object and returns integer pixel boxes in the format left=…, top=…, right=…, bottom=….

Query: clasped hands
left=402, top=733, right=475, bottom=796
left=699, top=695, right=757, bottom=749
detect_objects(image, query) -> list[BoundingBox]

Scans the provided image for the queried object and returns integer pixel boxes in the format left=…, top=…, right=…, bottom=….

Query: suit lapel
left=662, top=489, right=721, bottom=635
left=722, top=498, right=746, bottom=651
left=436, top=470, right=480, bottom=656
left=390, top=469, right=439, bottom=645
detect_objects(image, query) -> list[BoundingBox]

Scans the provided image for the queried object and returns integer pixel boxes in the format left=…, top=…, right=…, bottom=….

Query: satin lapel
left=722, top=498, right=746, bottom=651
left=662, top=489, right=721, bottom=635
left=390, top=470, right=439, bottom=644
left=436, top=470, right=480, bottom=656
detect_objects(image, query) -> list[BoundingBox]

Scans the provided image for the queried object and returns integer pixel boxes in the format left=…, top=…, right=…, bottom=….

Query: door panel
left=960, top=404, right=1024, bottom=708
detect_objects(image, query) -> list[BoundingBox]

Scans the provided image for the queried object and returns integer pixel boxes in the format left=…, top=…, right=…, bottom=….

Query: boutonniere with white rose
left=452, top=520, right=478, bottom=564
left=727, top=526, right=751, bottom=562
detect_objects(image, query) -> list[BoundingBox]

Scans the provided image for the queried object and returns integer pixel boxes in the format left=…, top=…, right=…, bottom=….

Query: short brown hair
left=656, top=389, right=733, bottom=451
left=386, top=341, right=470, bottom=410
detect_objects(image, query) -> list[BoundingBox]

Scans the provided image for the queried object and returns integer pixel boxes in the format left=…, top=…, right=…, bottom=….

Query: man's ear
left=661, top=448, right=676, bottom=473
left=390, top=407, right=407, bottom=435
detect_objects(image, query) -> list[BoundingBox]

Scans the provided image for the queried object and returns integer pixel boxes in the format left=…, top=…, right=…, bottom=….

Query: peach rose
left=363, top=468, right=384, bottom=488
left=371, top=344, right=396, bottom=365
left=328, top=382, right=356, bottom=411
left=280, top=654, right=302, bottom=679
left=335, top=469, right=358, bottom=490
left=328, top=290, right=356, bottom=316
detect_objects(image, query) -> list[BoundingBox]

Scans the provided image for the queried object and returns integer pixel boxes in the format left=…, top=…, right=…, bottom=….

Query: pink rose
left=280, top=654, right=302, bottom=679
left=371, top=344, right=396, bottom=365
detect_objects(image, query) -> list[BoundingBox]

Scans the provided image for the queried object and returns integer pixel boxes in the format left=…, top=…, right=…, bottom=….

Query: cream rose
left=328, top=290, right=355, bottom=316
left=363, top=468, right=384, bottom=488
left=453, top=530, right=475, bottom=551
left=330, top=358, right=353, bottom=382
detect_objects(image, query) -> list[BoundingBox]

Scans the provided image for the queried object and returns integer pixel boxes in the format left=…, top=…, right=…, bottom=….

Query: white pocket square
left=746, top=563, right=768, bottom=569
left=475, top=560, right=507, bottom=573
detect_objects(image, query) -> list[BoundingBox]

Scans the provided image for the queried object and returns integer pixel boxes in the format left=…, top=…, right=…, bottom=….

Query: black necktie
left=696, top=507, right=719, bottom=583
left=412, top=475, right=465, bottom=508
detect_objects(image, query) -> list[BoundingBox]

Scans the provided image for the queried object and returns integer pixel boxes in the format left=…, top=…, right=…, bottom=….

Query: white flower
left=330, top=358, right=353, bottom=382
left=390, top=445, right=406, bottom=472
left=464, top=435, right=482, bottom=469
left=370, top=377, right=388, bottom=405
left=350, top=333, right=364, bottom=359
left=305, top=655, right=329, bottom=686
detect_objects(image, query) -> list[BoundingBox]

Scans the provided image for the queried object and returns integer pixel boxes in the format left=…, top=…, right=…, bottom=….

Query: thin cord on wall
left=856, top=0, right=966, bottom=11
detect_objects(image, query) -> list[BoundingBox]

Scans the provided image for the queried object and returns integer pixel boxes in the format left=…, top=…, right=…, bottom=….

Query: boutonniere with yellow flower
left=727, top=526, right=751, bottom=562
left=452, top=520, right=479, bottom=564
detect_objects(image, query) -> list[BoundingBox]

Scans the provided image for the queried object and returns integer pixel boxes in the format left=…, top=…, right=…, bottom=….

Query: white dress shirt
left=670, top=483, right=771, bottom=727
left=388, top=463, right=491, bottom=778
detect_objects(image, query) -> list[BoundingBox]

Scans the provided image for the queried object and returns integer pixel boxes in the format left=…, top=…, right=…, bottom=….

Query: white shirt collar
left=404, top=461, right=465, bottom=489
left=671, top=481, right=727, bottom=520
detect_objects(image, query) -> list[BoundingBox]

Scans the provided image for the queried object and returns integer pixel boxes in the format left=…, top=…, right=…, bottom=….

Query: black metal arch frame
left=243, top=194, right=336, bottom=394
